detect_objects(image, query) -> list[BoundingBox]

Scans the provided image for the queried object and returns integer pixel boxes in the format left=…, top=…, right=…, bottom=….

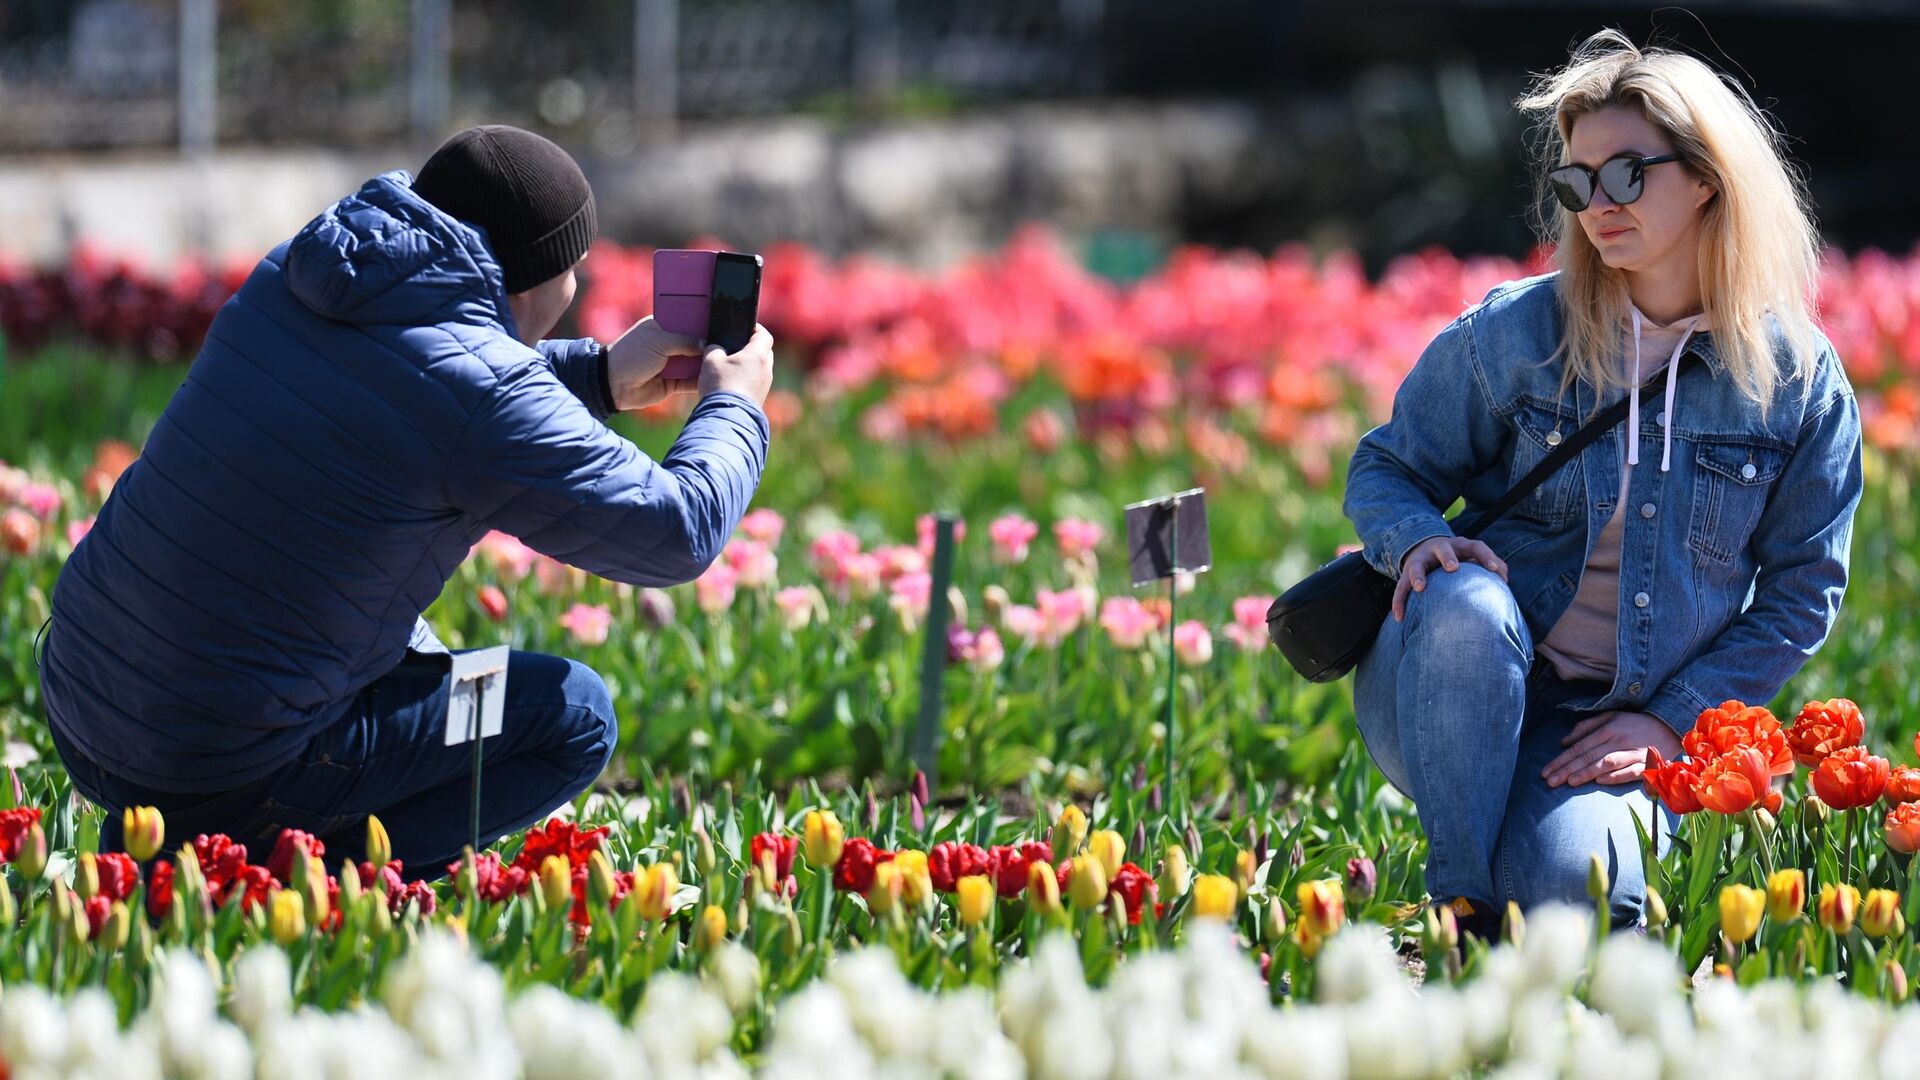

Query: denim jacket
left=1343, top=271, right=1863, bottom=737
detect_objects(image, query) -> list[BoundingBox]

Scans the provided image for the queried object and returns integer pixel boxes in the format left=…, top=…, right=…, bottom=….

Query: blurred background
left=2, top=0, right=1914, bottom=276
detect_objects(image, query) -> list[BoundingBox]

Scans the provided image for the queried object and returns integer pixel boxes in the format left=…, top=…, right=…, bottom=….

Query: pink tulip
left=810, top=531, right=862, bottom=583
left=474, top=531, right=538, bottom=583
left=559, top=603, right=612, bottom=646
left=695, top=561, right=739, bottom=614
left=1054, top=518, right=1104, bottom=560
left=774, top=586, right=821, bottom=631
left=968, top=626, right=1006, bottom=671
left=16, top=483, right=60, bottom=520
left=1173, top=621, right=1213, bottom=667
left=739, top=508, right=786, bottom=545
left=1099, top=596, right=1158, bottom=650
left=1223, top=596, right=1274, bottom=652
left=723, top=539, right=779, bottom=589
left=0, top=464, right=25, bottom=505
left=842, top=552, right=883, bottom=600
left=1001, top=604, right=1044, bottom=645
left=66, top=516, right=95, bottom=548
left=890, top=571, right=933, bottom=618
left=988, top=514, right=1040, bottom=565
left=1035, top=588, right=1087, bottom=644
left=873, top=544, right=927, bottom=583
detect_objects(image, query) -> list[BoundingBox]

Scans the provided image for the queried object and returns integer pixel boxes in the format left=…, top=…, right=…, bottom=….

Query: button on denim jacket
left=1343, top=271, right=1864, bottom=737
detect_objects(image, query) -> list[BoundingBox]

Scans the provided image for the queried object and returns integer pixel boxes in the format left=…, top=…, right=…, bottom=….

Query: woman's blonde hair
left=1515, top=29, right=1823, bottom=412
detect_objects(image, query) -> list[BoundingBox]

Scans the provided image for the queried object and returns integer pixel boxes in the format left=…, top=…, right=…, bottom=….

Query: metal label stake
left=446, top=645, right=509, bottom=856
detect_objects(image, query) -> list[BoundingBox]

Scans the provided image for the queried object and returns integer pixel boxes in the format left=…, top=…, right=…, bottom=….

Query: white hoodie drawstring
left=1627, top=307, right=1702, bottom=473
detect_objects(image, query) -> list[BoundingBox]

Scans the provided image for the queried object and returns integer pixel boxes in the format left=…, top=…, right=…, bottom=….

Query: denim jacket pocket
left=1689, top=440, right=1789, bottom=563
left=1506, top=401, right=1584, bottom=527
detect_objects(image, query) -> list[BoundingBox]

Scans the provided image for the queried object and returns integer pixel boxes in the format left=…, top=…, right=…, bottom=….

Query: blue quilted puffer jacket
left=40, top=170, right=770, bottom=793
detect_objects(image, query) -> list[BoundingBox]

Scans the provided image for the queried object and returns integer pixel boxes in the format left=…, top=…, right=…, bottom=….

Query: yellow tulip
left=1718, top=884, right=1765, bottom=944
left=1068, top=853, right=1109, bottom=911
left=1766, top=869, right=1805, bottom=923
left=338, top=857, right=362, bottom=910
left=803, top=810, right=845, bottom=869
left=366, top=814, right=392, bottom=868
left=539, top=855, right=573, bottom=912
left=695, top=904, right=728, bottom=951
left=867, top=861, right=903, bottom=917
left=1088, top=830, right=1125, bottom=880
left=1234, top=849, right=1258, bottom=901
left=1157, top=844, right=1191, bottom=900
left=1819, top=883, right=1862, bottom=934
left=1051, top=804, right=1088, bottom=865
left=1297, top=878, right=1345, bottom=939
left=1863, top=888, right=1902, bottom=938
left=122, top=806, right=165, bottom=862
left=1263, top=897, right=1288, bottom=944
left=892, top=850, right=932, bottom=907
left=1191, top=874, right=1238, bottom=921
left=73, top=851, right=100, bottom=900
left=956, top=874, right=995, bottom=927
left=1026, top=860, right=1062, bottom=915
left=636, top=863, right=678, bottom=921
left=1293, top=917, right=1324, bottom=959
left=105, top=900, right=132, bottom=951
left=269, top=889, right=307, bottom=945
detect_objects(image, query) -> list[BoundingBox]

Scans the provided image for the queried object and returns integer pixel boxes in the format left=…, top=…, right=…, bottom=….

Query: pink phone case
left=653, top=249, right=715, bottom=380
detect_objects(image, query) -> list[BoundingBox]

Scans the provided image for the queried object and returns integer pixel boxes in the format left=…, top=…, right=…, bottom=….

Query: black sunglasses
left=1547, top=153, right=1681, bottom=212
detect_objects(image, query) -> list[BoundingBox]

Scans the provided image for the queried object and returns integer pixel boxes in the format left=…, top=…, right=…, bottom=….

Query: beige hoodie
left=1537, top=305, right=1705, bottom=684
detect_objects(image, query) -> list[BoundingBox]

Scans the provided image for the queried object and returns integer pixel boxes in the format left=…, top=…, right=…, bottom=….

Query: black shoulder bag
left=1267, top=353, right=1699, bottom=683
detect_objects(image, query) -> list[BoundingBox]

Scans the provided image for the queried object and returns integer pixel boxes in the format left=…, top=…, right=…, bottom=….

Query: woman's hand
left=1542, top=711, right=1683, bottom=788
left=1392, top=536, right=1509, bottom=621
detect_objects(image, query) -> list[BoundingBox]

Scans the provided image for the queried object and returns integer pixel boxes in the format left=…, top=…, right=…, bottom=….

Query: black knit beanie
left=413, top=125, right=597, bottom=294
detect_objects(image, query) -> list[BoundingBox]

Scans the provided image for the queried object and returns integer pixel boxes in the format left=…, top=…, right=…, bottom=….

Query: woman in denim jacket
left=1343, top=30, right=1862, bottom=939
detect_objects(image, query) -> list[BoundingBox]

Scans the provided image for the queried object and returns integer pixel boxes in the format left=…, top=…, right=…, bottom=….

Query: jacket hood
left=283, top=170, right=517, bottom=333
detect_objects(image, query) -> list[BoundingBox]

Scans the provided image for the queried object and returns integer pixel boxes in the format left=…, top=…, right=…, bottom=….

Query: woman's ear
left=1694, top=182, right=1718, bottom=212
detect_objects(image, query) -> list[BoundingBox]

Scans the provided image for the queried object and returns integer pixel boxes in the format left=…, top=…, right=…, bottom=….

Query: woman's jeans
left=51, top=649, right=617, bottom=881
left=1353, top=563, right=1670, bottom=924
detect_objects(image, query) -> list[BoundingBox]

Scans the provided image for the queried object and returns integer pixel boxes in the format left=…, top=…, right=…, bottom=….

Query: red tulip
left=1786, top=698, right=1864, bottom=767
left=1812, top=746, right=1891, bottom=810
left=1694, top=747, right=1773, bottom=815
left=1643, top=748, right=1705, bottom=814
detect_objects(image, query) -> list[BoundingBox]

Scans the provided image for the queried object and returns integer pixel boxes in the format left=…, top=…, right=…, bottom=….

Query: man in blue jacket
left=40, top=125, right=774, bottom=877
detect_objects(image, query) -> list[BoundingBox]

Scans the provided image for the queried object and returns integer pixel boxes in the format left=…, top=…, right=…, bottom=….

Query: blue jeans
left=53, top=650, right=616, bottom=881
left=1352, top=563, right=1669, bottom=924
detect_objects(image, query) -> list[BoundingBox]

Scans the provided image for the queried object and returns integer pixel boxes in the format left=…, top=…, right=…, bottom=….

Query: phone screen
left=706, top=253, right=762, bottom=354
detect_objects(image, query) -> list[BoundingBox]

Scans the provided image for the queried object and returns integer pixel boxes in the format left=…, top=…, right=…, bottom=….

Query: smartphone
left=652, top=249, right=762, bottom=380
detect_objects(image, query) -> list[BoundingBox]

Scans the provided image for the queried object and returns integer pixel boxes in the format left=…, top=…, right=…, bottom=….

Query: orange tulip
left=1684, top=701, right=1793, bottom=777
left=1887, top=766, right=1920, bottom=805
left=1819, top=883, right=1861, bottom=934
left=1812, top=746, right=1891, bottom=810
left=1787, top=699, right=1864, bottom=768
left=1886, top=802, right=1920, bottom=854
left=1694, top=747, right=1772, bottom=815
left=1643, top=748, right=1705, bottom=814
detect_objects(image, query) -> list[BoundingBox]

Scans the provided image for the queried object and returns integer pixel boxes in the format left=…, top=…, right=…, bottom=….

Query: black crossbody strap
left=1454, top=351, right=1702, bottom=540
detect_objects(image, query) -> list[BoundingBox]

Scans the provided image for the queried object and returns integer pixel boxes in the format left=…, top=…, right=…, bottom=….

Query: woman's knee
left=1402, top=563, right=1529, bottom=657
left=1501, top=805, right=1648, bottom=925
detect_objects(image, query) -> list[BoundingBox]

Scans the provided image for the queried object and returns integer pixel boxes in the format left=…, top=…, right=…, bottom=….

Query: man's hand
left=605, top=316, right=705, bottom=412
left=1541, top=710, right=1683, bottom=788
left=700, top=324, right=775, bottom=406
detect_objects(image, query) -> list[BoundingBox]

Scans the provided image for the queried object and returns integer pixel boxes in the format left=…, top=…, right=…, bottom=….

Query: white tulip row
left=7, top=906, right=1920, bottom=1079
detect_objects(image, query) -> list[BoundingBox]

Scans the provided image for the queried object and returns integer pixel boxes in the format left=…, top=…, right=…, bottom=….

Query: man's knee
left=557, top=659, right=617, bottom=773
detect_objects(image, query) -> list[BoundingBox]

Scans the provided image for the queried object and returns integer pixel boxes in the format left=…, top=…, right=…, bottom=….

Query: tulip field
left=5, top=232, right=1920, bottom=1076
